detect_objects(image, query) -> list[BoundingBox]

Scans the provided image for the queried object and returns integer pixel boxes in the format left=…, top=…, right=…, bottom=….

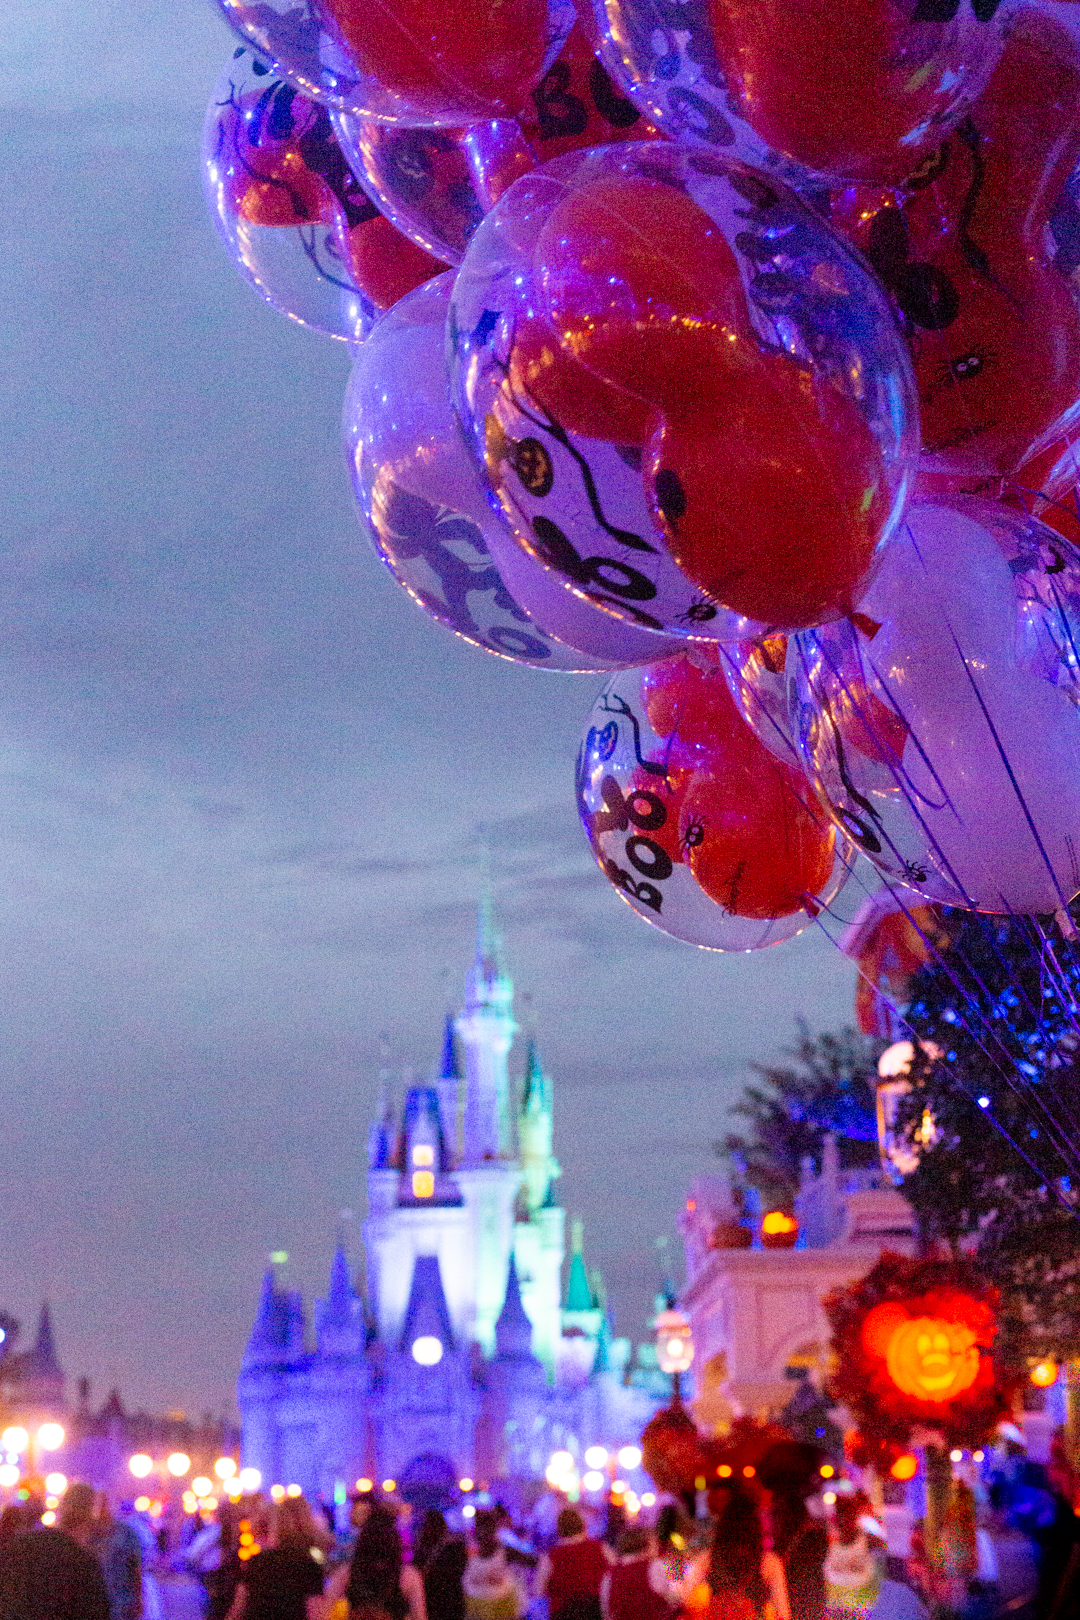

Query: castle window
left=412, top=1144, right=435, bottom=1168
left=412, top=1170, right=435, bottom=1199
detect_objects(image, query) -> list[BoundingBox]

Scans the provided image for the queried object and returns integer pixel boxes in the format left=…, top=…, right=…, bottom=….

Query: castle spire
left=564, top=1218, right=593, bottom=1312
left=324, top=1245, right=353, bottom=1327
left=457, top=892, right=516, bottom=1163
left=518, top=1041, right=559, bottom=1214
left=434, top=1013, right=462, bottom=1164
left=367, top=1078, right=395, bottom=1171
left=494, top=1255, right=534, bottom=1359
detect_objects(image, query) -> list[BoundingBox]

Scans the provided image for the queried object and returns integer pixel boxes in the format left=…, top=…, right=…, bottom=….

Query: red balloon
left=464, top=25, right=662, bottom=214
left=317, top=0, right=552, bottom=119
left=507, top=312, right=653, bottom=445
left=219, top=88, right=336, bottom=227
left=644, top=655, right=836, bottom=918
left=533, top=171, right=894, bottom=626
left=837, top=9, right=1080, bottom=484
left=680, top=757, right=835, bottom=920
left=535, top=175, right=746, bottom=413
left=338, top=212, right=448, bottom=312
left=641, top=651, right=740, bottom=747
left=513, top=25, right=655, bottom=169
left=644, top=375, right=890, bottom=628
left=705, top=0, right=1006, bottom=186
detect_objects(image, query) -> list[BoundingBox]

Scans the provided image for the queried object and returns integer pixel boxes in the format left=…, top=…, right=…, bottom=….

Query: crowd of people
left=1, top=1432, right=1078, bottom=1620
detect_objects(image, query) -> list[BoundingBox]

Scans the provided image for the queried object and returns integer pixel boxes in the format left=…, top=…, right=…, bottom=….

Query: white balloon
left=343, top=274, right=687, bottom=668
left=791, top=497, right=1080, bottom=913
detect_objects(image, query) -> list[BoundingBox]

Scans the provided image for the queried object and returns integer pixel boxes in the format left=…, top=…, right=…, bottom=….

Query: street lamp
left=876, top=1040, right=940, bottom=1180
left=655, top=1308, right=694, bottom=1400
left=37, top=1423, right=64, bottom=1452
left=167, top=1453, right=191, bottom=1477
left=129, top=1455, right=154, bottom=1479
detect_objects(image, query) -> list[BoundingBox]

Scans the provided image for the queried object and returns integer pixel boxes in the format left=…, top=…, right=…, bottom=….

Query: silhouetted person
left=414, top=1510, right=467, bottom=1620
left=331, top=1500, right=425, bottom=1620
left=0, top=1481, right=111, bottom=1620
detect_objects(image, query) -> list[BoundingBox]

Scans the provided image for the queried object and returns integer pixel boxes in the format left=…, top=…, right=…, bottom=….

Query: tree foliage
left=897, top=907, right=1080, bottom=1359
left=718, top=1022, right=879, bottom=1207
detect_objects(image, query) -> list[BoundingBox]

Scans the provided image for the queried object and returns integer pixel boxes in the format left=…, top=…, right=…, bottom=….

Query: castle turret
left=456, top=896, right=516, bottom=1164
left=518, top=1042, right=559, bottom=1214
left=399, top=1085, right=459, bottom=1207
left=2, top=1304, right=65, bottom=1410
left=315, top=1246, right=366, bottom=1360
left=399, top=1254, right=456, bottom=1357
left=367, top=1081, right=396, bottom=1172
left=493, top=1256, right=536, bottom=1361
left=477, top=1257, right=547, bottom=1481
left=242, top=1270, right=307, bottom=1371
left=435, top=1014, right=462, bottom=1166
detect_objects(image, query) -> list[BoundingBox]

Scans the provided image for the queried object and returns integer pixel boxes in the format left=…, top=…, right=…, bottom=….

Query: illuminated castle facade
left=238, top=907, right=657, bottom=1501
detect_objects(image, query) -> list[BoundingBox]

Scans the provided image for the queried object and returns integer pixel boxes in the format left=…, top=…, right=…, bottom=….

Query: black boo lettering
left=531, top=518, right=657, bottom=601
left=590, top=774, right=668, bottom=836
left=601, top=856, right=664, bottom=914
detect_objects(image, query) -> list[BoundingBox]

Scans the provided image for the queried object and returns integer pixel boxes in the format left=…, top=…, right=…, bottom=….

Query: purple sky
left=0, top=1, right=873, bottom=1419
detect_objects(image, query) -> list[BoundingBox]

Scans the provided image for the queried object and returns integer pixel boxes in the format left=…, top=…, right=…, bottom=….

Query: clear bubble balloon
left=719, top=636, right=798, bottom=764
left=450, top=141, right=918, bottom=636
left=344, top=274, right=687, bottom=668
left=789, top=497, right=1080, bottom=914
left=577, top=653, right=850, bottom=948
left=330, top=118, right=486, bottom=265
left=203, top=45, right=373, bottom=339
left=581, top=0, right=1007, bottom=188
left=832, top=11, right=1080, bottom=490
left=215, top=0, right=576, bottom=126
left=330, top=25, right=659, bottom=267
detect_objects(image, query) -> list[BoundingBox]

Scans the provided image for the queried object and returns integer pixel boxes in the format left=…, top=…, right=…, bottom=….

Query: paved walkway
left=158, top=1573, right=206, bottom=1620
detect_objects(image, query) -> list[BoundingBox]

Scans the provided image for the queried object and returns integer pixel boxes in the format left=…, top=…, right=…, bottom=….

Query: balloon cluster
left=204, top=0, right=1080, bottom=954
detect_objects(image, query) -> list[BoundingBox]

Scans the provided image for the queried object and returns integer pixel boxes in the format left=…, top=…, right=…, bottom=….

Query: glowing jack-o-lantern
left=863, top=1301, right=982, bottom=1404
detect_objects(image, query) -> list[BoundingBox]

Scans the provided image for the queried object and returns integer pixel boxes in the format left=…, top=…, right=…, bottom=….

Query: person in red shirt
left=601, top=1526, right=678, bottom=1620
left=536, top=1509, right=609, bottom=1620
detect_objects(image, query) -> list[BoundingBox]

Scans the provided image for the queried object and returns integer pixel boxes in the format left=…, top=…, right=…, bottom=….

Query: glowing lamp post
left=876, top=1040, right=940, bottom=1181
left=655, top=1308, right=694, bottom=1402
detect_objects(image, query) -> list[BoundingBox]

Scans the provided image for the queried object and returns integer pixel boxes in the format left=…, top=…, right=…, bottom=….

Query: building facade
left=678, top=1137, right=918, bottom=1425
left=238, top=909, right=658, bottom=1501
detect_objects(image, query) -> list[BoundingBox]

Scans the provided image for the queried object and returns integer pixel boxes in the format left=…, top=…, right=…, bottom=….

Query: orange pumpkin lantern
left=884, top=1316, right=981, bottom=1404
left=761, top=1210, right=799, bottom=1249
left=825, top=1255, right=1011, bottom=1456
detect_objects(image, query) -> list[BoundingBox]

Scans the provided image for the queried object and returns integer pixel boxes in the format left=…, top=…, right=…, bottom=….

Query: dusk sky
left=0, top=1, right=863, bottom=1419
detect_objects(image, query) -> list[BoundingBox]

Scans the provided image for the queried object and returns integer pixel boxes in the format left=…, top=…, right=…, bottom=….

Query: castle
left=238, top=905, right=658, bottom=1503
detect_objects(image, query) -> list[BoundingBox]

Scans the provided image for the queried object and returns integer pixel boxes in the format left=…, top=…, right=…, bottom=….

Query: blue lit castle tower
left=238, top=907, right=658, bottom=1501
